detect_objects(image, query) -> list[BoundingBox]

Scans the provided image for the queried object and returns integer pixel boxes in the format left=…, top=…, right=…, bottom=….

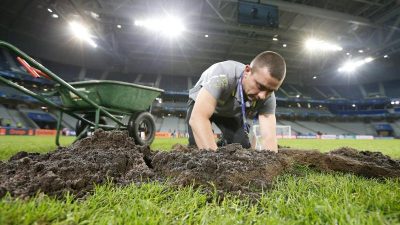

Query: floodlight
left=134, top=16, right=185, bottom=38
left=338, top=57, right=374, bottom=73
left=282, top=43, right=287, bottom=47
left=384, top=55, right=388, bottom=58
left=364, top=57, right=373, bottom=63
left=305, top=38, right=342, bottom=52
left=338, top=61, right=360, bottom=73
left=69, top=21, right=97, bottom=48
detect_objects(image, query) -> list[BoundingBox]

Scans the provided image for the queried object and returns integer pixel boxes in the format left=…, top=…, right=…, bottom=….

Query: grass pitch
left=0, top=136, right=399, bottom=225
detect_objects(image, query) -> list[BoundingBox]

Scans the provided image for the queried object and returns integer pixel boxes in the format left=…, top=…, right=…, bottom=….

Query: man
left=186, top=51, right=286, bottom=152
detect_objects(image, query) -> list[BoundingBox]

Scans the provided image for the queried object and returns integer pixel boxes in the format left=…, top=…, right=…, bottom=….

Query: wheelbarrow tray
left=57, top=80, right=163, bottom=113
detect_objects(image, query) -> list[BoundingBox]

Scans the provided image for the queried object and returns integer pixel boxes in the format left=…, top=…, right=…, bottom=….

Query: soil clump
left=0, top=130, right=399, bottom=199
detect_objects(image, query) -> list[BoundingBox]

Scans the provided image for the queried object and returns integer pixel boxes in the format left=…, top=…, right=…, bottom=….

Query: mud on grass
left=0, top=130, right=399, bottom=199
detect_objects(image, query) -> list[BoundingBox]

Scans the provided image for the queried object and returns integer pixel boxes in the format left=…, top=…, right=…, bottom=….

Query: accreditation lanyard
left=238, top=72, right=250, bottom=135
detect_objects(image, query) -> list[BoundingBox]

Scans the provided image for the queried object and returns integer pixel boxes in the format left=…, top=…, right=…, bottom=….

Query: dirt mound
left=280, top=148, right=400, bottom=178
left=152, top=144, right=290, bottom=192
left=0, top=130, right=154, bottom=198
left=0, top=130, right=399, bottom=199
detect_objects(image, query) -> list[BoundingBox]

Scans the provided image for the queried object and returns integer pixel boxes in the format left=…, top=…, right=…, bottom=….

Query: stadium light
left=305, top=38, right=343, bottom=52
left=68, top=21, right=97, bottom=48
left=134, top=16, right=185, bottom=38
left=338, top=57, right=374, bottom=73
left=364, top=57, right=373, bottom=63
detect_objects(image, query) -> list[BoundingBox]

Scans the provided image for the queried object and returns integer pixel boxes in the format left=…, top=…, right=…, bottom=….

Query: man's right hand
left=189, top=88, right=218, bottom=150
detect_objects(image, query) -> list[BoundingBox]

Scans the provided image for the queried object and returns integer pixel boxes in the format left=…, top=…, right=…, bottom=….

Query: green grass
left=1, top=136, right=400, bottom=224
left=1, top=136, right=399, bottom=159
left=0, top=136, right=75, bottom=160
left=278, top=139, right=400, bottom=159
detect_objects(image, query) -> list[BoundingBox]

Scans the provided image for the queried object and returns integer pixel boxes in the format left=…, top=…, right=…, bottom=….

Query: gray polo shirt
left=189, top=60, right=276, bottom=118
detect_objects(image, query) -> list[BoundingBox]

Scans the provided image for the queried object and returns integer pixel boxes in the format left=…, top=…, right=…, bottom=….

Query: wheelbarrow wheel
left=128, top=112, right=156, bottom=146
left=75, top=114, right=107, bottom=139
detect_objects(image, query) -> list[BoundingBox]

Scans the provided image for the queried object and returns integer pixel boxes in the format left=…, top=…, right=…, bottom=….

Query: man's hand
left=189, top=88, right=218, bottom=150
left=258, top=113, right=278, bottom=152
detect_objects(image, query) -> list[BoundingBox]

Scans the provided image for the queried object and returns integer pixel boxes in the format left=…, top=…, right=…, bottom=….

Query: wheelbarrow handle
left=16, top=56, right=52, bottom=80
left=33, top=68, right=52, bottom=79
left=17, top=56, right=39, bottom=78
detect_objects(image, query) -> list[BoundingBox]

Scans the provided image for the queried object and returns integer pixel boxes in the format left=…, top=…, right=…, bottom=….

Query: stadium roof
left=0, top=0, right=399, bottom=84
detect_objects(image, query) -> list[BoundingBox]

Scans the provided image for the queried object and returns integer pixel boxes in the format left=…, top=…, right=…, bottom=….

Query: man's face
left=242, top=65, right=283, bottom=101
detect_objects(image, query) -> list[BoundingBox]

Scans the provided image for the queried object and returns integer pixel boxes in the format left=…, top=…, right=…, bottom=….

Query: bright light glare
left=338, top=57, right=374, bottom=73
left=134, top=16, right=185, bottom=37
left=69, top=21, right=97, bottom=48
left=305, top=38, right=343, bottom=52
left=364, top=57, right=373, bottom=63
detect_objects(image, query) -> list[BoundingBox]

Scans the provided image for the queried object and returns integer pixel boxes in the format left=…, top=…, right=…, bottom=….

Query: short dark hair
left=250, top=51, right=286, bottom=81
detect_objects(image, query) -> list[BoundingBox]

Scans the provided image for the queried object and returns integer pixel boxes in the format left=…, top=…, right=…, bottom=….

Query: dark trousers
left=185, top=100, right=251, bottom=148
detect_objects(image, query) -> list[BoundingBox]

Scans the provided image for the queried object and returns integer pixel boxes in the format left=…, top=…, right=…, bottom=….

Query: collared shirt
left=189, top=60, right=276, bottom=118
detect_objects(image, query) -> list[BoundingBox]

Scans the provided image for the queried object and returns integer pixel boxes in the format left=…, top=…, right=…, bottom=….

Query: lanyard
left=238, top=71, right=250, bottom=135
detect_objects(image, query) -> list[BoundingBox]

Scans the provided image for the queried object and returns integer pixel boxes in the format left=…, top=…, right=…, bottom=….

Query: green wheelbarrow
left=0, top=41, right=164, bottom=146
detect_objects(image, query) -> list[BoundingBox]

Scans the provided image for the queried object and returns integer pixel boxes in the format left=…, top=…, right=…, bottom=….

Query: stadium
left=0, top=0, right=400, bottom=224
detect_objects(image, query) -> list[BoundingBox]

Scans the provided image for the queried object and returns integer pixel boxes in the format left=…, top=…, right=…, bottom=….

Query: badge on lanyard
left=238, top=71, right=250, bottom=135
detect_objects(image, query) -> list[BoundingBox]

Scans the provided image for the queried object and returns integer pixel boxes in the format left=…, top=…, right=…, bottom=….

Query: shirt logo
left=211, top=74, right=228, bottom=88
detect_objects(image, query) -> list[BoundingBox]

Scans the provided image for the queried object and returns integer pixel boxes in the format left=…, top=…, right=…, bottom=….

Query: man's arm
left=189, top=88, right=218, bottom=150
left=258, top=113, right=278, bottom=152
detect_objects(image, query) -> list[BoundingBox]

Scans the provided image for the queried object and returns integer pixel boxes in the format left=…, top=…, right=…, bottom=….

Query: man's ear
left=245, top=65, right=251, bottom=73
left=244, top=65, right=252, bottom=78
